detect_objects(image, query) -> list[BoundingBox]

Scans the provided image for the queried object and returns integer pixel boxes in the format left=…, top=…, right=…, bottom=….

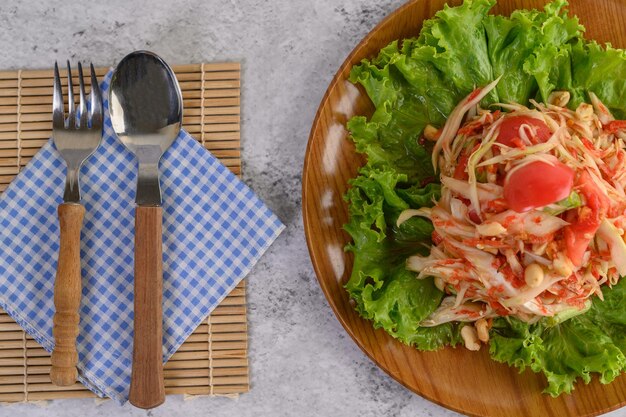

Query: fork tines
left=53, top=61, right=103, bottom=130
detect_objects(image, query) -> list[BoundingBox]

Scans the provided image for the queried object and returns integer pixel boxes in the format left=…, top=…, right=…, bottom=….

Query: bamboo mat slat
left=0, top=62, right=248, bottom=402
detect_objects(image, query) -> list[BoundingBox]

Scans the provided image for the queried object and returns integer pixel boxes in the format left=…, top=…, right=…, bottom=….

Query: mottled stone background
left=0, top=1, right=623, bottom=416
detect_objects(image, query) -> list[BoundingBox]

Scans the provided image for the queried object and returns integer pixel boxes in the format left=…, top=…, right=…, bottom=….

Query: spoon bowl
left=110, top=51, right=183, bottom=205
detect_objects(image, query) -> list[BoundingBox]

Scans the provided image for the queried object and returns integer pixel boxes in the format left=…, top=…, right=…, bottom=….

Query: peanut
left=553, top=254, right=574, bottom=277
left=423, top=124, right=439, bottom=142
left=576, top=103, right=594, bottom=121
left=548, top=90, right=571, bottom=107
left=461, top=325, right=481, bottom=351
left=475, top=318, right=490, bottom=343
left=524, top=263, right=544, bottom=288
left=476, top=222, right=506, bottom=237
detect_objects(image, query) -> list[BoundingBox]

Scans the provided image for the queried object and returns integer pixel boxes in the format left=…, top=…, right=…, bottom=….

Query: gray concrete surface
left=0, top=0, right=623, bottom=416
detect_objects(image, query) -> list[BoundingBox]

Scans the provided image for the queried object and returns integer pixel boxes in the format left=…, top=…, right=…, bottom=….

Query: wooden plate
left=302, top=1, right=626, bottom=416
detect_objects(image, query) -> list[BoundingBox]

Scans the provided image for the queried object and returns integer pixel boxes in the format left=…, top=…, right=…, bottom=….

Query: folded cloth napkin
left=0, top=70, right=284, bottom=403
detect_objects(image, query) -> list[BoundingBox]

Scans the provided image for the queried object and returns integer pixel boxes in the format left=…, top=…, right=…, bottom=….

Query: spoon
left=109, top=51, right=183, bottom=409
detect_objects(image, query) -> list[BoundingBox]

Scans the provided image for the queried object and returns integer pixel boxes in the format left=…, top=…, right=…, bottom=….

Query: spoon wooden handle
left=50, top=203, right=84, bottom=387
left=129, top=205, right=165, bottom=409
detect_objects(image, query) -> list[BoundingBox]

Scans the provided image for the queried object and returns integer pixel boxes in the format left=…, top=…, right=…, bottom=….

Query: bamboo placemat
left=0, top=63, right=249, bottom=402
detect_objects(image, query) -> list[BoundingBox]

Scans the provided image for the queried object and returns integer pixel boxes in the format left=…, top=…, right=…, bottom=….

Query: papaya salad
left=344, top=0, right=626, bottom=397
left=403, top=81, right=626, bottom=342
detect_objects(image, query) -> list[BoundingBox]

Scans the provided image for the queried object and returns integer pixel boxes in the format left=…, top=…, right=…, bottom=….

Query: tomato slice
left=497, top=115, right=551, bottom=147
left=563, top=171, right=610, bottom=266
left=504, top=160, right=574, bottom=213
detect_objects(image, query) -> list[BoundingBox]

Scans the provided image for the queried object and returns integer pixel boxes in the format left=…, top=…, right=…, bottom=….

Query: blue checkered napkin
left=0, top=70, right=284, bottom=403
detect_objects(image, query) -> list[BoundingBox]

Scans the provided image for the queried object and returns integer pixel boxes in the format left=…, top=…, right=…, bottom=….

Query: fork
left=50, top=61, right=103, bottom=386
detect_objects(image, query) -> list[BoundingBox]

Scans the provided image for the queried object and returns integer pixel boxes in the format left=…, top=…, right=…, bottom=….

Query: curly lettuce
left=490, top=280, right=626, bottom=396
left=344, top=0, right=626, bottom=395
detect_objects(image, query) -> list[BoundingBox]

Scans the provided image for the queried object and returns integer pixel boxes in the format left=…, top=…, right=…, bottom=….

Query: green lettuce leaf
left=396, top=182, right=441, bottom=209
left=525, top=43, right=576, bottom=104
left=570, top=41, right=626, bottom=118
left=484, top=0, right=582, bottom=104
left=359, top=267, right=460, bottom=350
left=344, top=166, right=458, bottom=348
left=527, top=39, right=626, bottom=117
left=490, top=280, right=626, bottom=396
left=415, top=0, right=498, bottom=104
left=348, top=46, right=451, bottom=182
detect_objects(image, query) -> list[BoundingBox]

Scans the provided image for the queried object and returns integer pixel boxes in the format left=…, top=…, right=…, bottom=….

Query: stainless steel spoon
left=109, top=51, right=182, bottom=409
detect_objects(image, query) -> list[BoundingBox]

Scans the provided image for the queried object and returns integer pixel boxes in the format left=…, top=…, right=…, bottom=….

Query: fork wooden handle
left=129, top=206, right=165, bottom=409
left=50, top=203, right=85, bottom=387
